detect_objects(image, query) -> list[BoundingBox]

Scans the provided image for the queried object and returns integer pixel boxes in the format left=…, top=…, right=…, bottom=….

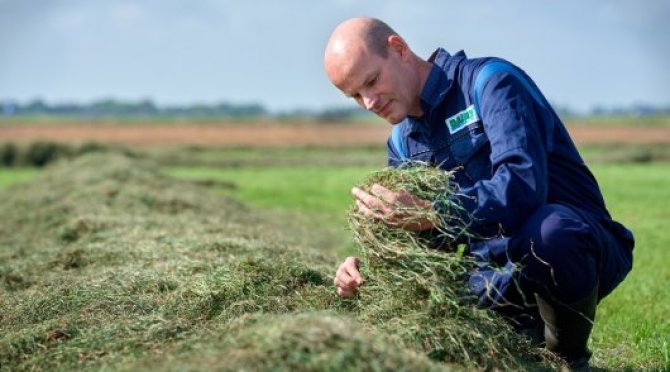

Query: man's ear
left=387, top=35, right=407, bottom=57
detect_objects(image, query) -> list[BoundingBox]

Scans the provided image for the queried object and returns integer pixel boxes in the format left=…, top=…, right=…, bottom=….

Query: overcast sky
left=1, top=0, right=668, bottom=113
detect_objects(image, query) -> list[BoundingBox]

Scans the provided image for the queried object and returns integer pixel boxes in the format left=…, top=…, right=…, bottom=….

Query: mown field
left=1, top=121, right=669, bottom=370
left=167, top=150, right=670, bottom=370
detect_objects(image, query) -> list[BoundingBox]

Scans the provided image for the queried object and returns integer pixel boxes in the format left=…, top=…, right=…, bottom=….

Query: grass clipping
left=348, top=165, right=557, bottom=369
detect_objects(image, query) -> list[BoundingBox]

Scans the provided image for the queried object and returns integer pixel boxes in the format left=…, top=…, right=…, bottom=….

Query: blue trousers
left=467, top=203, right=634, bottom=327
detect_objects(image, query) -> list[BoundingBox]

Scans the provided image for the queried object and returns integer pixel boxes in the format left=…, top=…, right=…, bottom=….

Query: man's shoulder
left=453, top=55, right=506, bottom=89
left=442, top=52, right=527, bottom=104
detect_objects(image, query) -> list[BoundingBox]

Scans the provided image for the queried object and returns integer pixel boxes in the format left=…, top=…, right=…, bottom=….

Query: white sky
left=1, top=0, right=668, bottom=113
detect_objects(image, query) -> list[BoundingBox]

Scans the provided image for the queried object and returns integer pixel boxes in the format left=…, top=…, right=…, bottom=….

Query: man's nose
left=362, top=94, right=379, bottom=111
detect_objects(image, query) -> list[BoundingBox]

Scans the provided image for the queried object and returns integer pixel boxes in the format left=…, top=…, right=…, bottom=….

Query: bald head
left=324, top=17, right=397, bottom=66
left=327, top=17, right=397, bottom=58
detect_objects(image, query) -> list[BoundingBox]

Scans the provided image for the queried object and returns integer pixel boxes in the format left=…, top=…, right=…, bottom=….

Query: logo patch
left=445, top=105, right=479, bottom=134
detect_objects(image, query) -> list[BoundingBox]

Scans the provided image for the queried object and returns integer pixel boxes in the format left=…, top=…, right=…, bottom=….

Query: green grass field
left=0, top=168, right=39, bottom=188
left=1, top=148, right=668, bottom=370
left=165, top=165, right=368, bottom=257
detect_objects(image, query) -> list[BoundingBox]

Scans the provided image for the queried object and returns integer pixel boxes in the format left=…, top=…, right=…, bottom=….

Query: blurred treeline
left=0, top=99, right=372, bottom=121
left=3, top=99, right=669, bottom=120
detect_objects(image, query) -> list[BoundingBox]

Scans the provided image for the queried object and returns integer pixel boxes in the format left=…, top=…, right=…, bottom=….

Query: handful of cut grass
left=349, top=165, right=474, bottom=290
left=347, top=164, right=558, bottom=370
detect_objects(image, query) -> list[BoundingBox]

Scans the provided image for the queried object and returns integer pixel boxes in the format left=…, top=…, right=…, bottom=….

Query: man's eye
left=367, top=76, right=378, bottom=86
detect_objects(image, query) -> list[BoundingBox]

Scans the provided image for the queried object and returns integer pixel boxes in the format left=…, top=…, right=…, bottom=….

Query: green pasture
left=0, top=168, right=39, bottom=188
left=165, top=165, right=373, bottom=257
left=148, top=145, right=386, bottom=168
left=1, top=146, right=668, bottom=370
left=568, top=114, right=670, bottom=127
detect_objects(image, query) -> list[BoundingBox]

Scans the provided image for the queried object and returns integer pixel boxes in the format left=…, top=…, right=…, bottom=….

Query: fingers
left=353, top=185, right=403, bottom=225
left=337, top=286, right=357, bottom=299
left=373, top=184, right=431, bottom=209
left=352, top=186, right=392, bottom=214
left=355, top=199, right=385, bottom=220
left=354, top=184, right=422, bottom=210
left=344, top=257, right=362, bottom=284
left=334, top=256, right=363, bottom=298
left=370, top=184, right=398, bottom=204
left=352, top=185, right=435, bottom=231
left=334, top=257, right=362, bottom=286
left=353, top=184, right=401, bottom=207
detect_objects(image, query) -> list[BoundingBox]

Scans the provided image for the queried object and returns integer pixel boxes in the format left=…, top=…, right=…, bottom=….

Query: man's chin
left=374, top=109, right=405, bottom=125
left=385, top=115, right=406, bottom=125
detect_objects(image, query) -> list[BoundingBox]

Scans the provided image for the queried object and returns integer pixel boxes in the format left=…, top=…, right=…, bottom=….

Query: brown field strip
left=1, top=123, right=669, bottom=147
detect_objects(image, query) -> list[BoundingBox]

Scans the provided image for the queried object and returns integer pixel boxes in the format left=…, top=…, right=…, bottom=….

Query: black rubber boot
left=534, top=286, right=598, bottom=371
left=519, top=318, right=545, bottom=346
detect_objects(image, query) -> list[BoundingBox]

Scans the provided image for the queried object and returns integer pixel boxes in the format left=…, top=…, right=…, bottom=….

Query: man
left=325, top=17, right=634, bottom=369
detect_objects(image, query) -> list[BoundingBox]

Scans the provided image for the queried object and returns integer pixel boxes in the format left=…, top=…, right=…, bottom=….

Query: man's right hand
left=334, top=256, right=363, bottom=298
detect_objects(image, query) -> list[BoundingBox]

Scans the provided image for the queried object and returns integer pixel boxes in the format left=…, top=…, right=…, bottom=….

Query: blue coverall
left=387, top=48, right=634, bottom=327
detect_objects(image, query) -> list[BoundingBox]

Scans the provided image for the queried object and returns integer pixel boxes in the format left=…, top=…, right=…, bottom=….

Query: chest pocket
left=448, top=122, right=492, bottom=185
left=406, top=137, right=433, bottom=163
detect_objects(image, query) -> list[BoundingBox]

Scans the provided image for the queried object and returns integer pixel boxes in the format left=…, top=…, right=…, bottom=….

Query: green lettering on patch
left=445, top=105, right=479, bottom=134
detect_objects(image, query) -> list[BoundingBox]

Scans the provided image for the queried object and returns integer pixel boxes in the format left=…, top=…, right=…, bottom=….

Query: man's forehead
left=329, top=46, right=376, bottom=92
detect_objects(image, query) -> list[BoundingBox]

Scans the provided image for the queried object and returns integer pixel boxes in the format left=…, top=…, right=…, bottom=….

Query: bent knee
left=518, top=204, right=596, bottom=262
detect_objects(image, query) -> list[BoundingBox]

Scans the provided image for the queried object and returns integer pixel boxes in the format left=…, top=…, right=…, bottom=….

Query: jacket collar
left=407, top=48, right=461, bottom=134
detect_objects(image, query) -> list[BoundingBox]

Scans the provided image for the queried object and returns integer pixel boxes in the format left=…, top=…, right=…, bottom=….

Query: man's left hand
left=351, top=184, right=436, bottom=232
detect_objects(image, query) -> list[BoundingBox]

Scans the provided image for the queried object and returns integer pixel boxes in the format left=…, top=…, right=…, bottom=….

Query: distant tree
left=550, top=103, right=578, bottom=119
left=316, top=106, right=371, bottom=122
left=23, top=99, right=48, bottom=114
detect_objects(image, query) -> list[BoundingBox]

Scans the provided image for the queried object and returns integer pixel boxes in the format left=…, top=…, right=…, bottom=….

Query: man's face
left=326, top=43, right=416, bottom=125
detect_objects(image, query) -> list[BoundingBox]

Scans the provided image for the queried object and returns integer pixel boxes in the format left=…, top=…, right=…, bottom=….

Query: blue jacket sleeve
left=441, top=69, right=549, bottom=237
